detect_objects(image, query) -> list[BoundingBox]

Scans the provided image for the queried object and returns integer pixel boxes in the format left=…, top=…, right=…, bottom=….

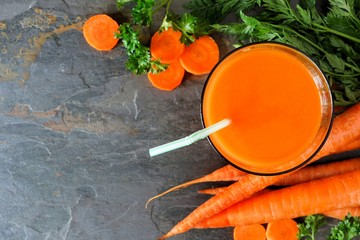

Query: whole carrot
left=197, top=158, right=360, bottom=189
left=312, top=103, right=360, bottom=162
left=160, top=102, right=360, bottom=239
left=196, top=170, right=360, bottom=228
left=335, top=138, right=360, bottom=153
left=274, top=158, right=360, bottom=186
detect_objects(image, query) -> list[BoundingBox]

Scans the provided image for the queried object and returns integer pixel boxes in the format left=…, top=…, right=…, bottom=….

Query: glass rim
left=200, top=41, right=334, bottom=176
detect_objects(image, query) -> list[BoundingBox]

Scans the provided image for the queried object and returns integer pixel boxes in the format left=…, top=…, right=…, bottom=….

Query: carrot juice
left=201, top=43, right=333, bottom=175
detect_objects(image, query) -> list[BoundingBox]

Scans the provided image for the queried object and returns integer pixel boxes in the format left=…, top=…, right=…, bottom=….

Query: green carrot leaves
left=203, top=0, right=360, bottom=106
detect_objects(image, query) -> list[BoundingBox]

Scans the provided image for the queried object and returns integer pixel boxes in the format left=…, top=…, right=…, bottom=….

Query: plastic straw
left=149, top=118, right=231, bottom=157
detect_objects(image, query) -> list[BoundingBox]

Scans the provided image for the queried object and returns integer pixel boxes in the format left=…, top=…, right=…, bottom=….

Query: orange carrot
left=274, top=158, right=360, bottom=186
left=197, top=158, right=360, bottom=189
left=83, top=14, right=119, bottom=51
left=336, top=138, right=360, bottom=152
left=323, top=206, right=360, bottom=219
left=160, top=103, right=360, bottom=239
left=160, top=174, right=284, bottom=239
left=312, top=103, right=360, bottom=162
left=147, top=60, right=185, bottom=91
left=146, top=164, right=244, bottom=207
left=233, top=224, right=266, bottom=240
left=199, top=187, right=271, bottom=197
left=150, top=28, right=185, bottom=63
left=198, top=186, right=228, bottom=195
left=265, top=219, right=298, bottom=240
left=179, top=35, right=219, bottom=75
left=195, top=170, right=360, bottom=228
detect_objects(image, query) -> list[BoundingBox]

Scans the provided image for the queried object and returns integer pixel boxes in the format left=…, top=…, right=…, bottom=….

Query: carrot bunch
left=148, top=28, right=219, bottom=91
left=147, top=102, right=360, bottom=239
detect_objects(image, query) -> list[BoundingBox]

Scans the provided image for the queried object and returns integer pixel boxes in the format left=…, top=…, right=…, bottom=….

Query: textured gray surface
left=0, top=1, right=345, bottom=240
left=0, top=1, right=232, bottom=239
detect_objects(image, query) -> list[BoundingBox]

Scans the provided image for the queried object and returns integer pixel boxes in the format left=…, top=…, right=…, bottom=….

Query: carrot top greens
left=186, top=0, right=360, bottom=106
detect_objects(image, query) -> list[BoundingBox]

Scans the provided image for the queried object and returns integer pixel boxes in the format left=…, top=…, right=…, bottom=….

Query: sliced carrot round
left=266, top=219, right=299, bottom=240
left=147, top=61, right=185, bottom=91
left=234, top=224, right=266, bottom=240
left=179, top=35, right=219, bottom=75
left=83, top=14, right=119, bottom=51
left=150, top=28, right=185, bottom=63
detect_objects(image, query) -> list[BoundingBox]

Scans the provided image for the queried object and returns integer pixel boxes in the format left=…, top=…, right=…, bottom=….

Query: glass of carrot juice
left=201, top=42, right=333, bottom=175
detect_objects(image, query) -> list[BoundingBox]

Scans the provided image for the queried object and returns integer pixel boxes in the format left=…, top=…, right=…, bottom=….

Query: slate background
left=0, top=1, right=344, bottom=239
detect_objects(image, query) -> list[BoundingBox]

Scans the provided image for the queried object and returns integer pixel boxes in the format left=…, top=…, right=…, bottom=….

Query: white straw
left=149, top=118, right=231, bottom=157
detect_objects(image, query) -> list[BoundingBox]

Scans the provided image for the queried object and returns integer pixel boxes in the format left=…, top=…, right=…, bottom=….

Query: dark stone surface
left=0, top=1, right=340, bottom=240
left=0, top=1, right=233, bottom=239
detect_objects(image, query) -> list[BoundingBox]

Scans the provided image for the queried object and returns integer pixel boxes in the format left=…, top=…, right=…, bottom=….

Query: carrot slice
left=150, top=28, right=185, bottom=63
left=234, top=224, right=266, bottom=240
left=266, top=219, right=299, bottom=240
left=179, top=35, right=219, bottom=75
left=83, top=14, right=119, bottom=51
left=147, top=61, right=185, bottom=91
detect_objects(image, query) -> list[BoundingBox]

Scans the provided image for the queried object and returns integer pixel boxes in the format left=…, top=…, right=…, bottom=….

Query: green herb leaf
left=132, top=0, right=155, bottom=26
left=298, top=214, right=327, bottom=240
left=117, top=23, right=167, bottom=74
left=184, top=0, right=260, bottom=23
left=116, top=0, right=133, bottom=9
left=327, top=214, right=360, bottom=240
left=163, top=12, right=210, bottom=45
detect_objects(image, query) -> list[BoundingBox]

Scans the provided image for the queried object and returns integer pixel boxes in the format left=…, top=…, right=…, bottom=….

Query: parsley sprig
left=328, top=214, right=360, bottom=240
left=116, top=23, right=167, bottom=74
left=298, top=214, right=327, bottom=240
left=298, top=214, right=360, bottom=240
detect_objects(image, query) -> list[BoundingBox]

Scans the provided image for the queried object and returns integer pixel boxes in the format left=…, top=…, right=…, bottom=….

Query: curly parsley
left=328, top=214, right=360, bottom=240
left=298, top=214, right=327, bottom=240
left=297, top=214, right=360, bottom=240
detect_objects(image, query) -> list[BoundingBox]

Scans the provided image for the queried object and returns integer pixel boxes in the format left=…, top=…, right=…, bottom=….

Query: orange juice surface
left=202, top=44, right=322, bottom=172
